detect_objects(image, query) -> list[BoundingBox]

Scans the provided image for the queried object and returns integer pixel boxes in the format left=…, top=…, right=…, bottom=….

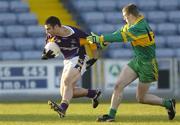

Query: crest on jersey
left=57, top=39, right=61, bottom=43
left=48, top=37, right=55, bottom=42
left=48, top=37, right=61, bottom=43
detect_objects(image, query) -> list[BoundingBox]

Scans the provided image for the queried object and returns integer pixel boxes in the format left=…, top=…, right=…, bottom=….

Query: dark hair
left=122, top=3, right=140, bottom=17
left=45, top=16, right=61, bottom=27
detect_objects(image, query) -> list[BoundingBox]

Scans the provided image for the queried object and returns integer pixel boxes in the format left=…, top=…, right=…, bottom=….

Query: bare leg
left=48, top=67, right=80, bottom=118
left=60, top=68, right=96, bottom=99
left=111, top=65, right=138, bottom=109
left=135, top=82, right=178, bottom=120
left=62, top=67, right=81, bottom=102
left=60, top=67, right=66, bottom=97
left=136, top=82, right=163, bottom=106
left=73, top=87, right=88, bottom=98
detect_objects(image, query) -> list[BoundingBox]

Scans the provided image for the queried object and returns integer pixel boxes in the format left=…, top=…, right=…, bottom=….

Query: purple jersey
left=46, top=26, right=88, bottom=59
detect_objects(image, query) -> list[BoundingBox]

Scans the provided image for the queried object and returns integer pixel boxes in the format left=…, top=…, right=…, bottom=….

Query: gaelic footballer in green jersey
left=87, top=3, right=176, bottom=122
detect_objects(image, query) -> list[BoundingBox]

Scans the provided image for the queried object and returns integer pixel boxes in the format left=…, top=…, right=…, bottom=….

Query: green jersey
left=102, top=16, right=156, bottom=60
left=100, top=16, right=158, bottom=82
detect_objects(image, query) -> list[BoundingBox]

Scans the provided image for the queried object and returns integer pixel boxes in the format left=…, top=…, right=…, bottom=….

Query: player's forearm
left=101, top=32, right=124, bottom=43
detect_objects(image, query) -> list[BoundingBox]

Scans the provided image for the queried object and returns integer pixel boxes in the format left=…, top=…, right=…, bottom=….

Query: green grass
left=0, top=101, right=179, bottom=125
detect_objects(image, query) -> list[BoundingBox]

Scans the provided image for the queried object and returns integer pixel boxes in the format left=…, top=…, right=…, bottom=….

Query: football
left=44, top=42, right=61, bottom=57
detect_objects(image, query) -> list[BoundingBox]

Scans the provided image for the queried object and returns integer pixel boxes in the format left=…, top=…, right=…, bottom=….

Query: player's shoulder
left=67, top=25, right=85, bottom=33
left=65, top=25, right=88, bottom=37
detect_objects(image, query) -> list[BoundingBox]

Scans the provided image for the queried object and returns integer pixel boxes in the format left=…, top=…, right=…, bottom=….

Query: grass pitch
left=0, top=101, right=179, bottom=125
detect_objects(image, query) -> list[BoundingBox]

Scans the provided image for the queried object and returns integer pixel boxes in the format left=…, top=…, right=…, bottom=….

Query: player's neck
left=129, top=15, right=141, bottom=26
left=57, top=26, right=72, bottom=37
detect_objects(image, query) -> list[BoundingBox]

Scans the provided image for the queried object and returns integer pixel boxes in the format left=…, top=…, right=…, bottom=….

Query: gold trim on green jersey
left=100, top=35, right=104, bottom=42
left=121, top=32, right=128, bottom=42
left=132, top=33, right=154, bottom=47
left=133, top=15, right=144, bottom=25
left=120, top=31, right=154, bottom=45
left=152, top=58, right=158, bottom=81
left=125, top=31, right=137, bottom=40
left=125, top=31, right=154, bottom=40
left=131, top=36, right=155, bottom=47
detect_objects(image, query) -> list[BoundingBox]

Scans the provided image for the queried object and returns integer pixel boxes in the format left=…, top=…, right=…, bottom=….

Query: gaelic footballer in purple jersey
left=45, top=25, right=87, bottom=59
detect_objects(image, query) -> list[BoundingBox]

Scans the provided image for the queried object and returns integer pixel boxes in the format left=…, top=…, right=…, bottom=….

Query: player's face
left=122, top=11, right=129, bottom=23
left=122, top=10, right=132, bottom=25
left=44, top=24, right=57, bottom=35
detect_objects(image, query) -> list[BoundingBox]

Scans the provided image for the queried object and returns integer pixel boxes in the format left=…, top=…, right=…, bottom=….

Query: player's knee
left=63, top=77, right=71, bottom=86
left=136, top=95, right=145, bottom=103
left=114, top=83, right=123, bottom=91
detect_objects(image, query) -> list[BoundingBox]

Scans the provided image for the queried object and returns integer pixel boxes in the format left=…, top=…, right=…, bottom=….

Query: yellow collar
left=133, top=15, right=144, bottom=25
left=124, top=15, right=144, bottom=29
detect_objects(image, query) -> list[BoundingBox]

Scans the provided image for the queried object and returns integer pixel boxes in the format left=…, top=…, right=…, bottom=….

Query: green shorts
left=128, top=58, right=158, bottom=83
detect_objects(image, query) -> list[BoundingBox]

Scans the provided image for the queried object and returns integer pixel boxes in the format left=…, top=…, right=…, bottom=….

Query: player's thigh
left=63, top=66, right=81, bottom=86
left=116, top=64, right=138, bottom=88
left=136, top=81, right=150, bottom=98
left=60, top=67, right=67, bottom=94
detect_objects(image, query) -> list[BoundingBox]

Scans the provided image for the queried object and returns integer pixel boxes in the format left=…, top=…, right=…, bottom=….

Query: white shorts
left=63, top=55, right=89, bottom=75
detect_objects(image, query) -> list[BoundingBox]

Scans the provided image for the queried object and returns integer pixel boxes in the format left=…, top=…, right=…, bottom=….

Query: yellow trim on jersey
left=125, top=31, right=137, bottom=40
left=131, top=35, right=155, bottom=47
left=121, top=32, right=128, bottom=42
left=84, top=44, right=94, bottom=58
left=121, top=29, right=155, bottom=47
left=80, top=38, right=97, bottom=59
left=122, top=15, right=144, bottom=31
left=126, top=31, right=154, bottom=41
left=133, top=15, right=144, bottom=25
left=121, top=25, right=129, bottom=32
left=100, top=35, right=104, bottom=42
left=48, top=37, right=55, bottom=42
left=152, top=58, right=158, bottom=81
left=137, top=32, right=154, bottom=39
left=120, top=15, right=146, bottom=42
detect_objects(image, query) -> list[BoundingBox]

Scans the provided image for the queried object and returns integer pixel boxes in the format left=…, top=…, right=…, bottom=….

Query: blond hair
left=122, top=3, right=140, bottom=17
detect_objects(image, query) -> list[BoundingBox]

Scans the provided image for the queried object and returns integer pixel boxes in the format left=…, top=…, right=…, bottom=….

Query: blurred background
left=0, top=0, right=180, bottom=101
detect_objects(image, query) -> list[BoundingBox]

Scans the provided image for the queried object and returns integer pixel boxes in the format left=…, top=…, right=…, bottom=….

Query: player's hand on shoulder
left=87, top=32, right=100, bottom=44
left=87, top=32, right=108, bottom=49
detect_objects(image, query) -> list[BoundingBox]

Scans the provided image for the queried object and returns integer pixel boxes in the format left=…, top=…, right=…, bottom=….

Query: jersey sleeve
left=78, top=30, right=89, bottom=38
left=71, top=26, right=89, bottom=39
left=102, top=21, right=152, bottom=43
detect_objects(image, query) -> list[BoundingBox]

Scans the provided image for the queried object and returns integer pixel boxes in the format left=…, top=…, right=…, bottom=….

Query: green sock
left=162, top=99, right=171, bottom=109
left=108, top=108, right=117, bottom=118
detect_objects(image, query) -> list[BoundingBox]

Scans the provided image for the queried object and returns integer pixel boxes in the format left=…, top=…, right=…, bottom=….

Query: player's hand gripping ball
left=41, top=42, right=60, bottom=60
